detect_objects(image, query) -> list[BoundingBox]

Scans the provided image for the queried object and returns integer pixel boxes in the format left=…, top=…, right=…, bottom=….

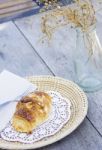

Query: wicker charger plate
left=0, top=76, right=88, bottom=150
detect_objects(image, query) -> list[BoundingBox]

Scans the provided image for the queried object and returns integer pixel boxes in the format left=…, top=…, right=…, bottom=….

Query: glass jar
left=73, top=26, right=102, bottom=92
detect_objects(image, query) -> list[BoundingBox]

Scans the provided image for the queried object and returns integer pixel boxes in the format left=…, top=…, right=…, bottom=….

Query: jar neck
left=76, top=24, right=96, bottom=34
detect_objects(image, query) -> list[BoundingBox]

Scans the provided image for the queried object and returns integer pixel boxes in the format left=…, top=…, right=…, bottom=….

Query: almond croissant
left=12, top=91, right=52, bottom=133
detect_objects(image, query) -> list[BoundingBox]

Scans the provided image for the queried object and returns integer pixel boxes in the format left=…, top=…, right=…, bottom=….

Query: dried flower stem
left=41, top=0, right=96, bottom=39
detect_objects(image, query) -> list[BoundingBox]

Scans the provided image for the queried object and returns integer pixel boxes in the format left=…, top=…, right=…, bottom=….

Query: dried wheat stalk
left=41, top=0, right=96, bottom=39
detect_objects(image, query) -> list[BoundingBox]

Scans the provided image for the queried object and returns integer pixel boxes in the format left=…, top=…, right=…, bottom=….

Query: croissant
left=12, top=91, right=52, bottom=133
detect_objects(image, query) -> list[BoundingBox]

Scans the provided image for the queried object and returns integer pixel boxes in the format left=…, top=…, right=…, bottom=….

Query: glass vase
left=73, top=26, right=102, bottom=92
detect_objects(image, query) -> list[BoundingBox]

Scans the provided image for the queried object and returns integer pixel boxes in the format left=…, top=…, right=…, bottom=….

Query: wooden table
left=0, top=0, right=36, bottom=22
left=0, top=0, right=71, bottom=23
left=0, top=2, right=102, bottom=150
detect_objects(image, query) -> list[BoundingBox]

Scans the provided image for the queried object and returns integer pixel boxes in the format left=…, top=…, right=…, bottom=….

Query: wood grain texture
left=0, top=6, right=36, bottom=19
left=0, top=1, right=35, bottom=16
left=42, top=119, right=102, bottom=150
left=14, top=6, right=76, bottom=80
left=0, top=21, right=51, bottom=76
left=0, top=0, right=72, bottom=22
left=15, top=8, right=102, bottom=136
left=0, top=0, right=33, bottom=9
left=0, top=0, right=36, bottom=21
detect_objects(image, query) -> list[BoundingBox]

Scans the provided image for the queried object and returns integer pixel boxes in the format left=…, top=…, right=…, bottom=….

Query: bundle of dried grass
left=41, top=0, right=96, bottom=39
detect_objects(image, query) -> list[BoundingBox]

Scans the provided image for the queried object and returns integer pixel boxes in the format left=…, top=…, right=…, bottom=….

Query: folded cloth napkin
left=0, top=70, right=37, bottom=132
left=0, top=70, right=37, bottom=105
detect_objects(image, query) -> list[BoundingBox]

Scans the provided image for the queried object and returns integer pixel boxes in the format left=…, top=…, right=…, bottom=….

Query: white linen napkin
left=0, top=70, right=37, bottom=105
left=0, top=70, right=37, bottom=132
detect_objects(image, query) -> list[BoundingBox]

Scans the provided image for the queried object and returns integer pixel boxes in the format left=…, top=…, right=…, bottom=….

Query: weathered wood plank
left=0, top=6, right=36, bottom=19
left=42, top=119, right=102, bottom=150
left=0, top=1, right=35, bottom=15
left=0, top=0, right=72, bottom=23
left=0, top=21, right=51, bottom=76
left=0, top=20, right=102, bottom=150
left=0, top=0, right=36, bottom=22
left=14, top=7, right=76, bottom=80
left=15, top=7, right=102, bottom=135
left=0, top=0, right=33, bottom=9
